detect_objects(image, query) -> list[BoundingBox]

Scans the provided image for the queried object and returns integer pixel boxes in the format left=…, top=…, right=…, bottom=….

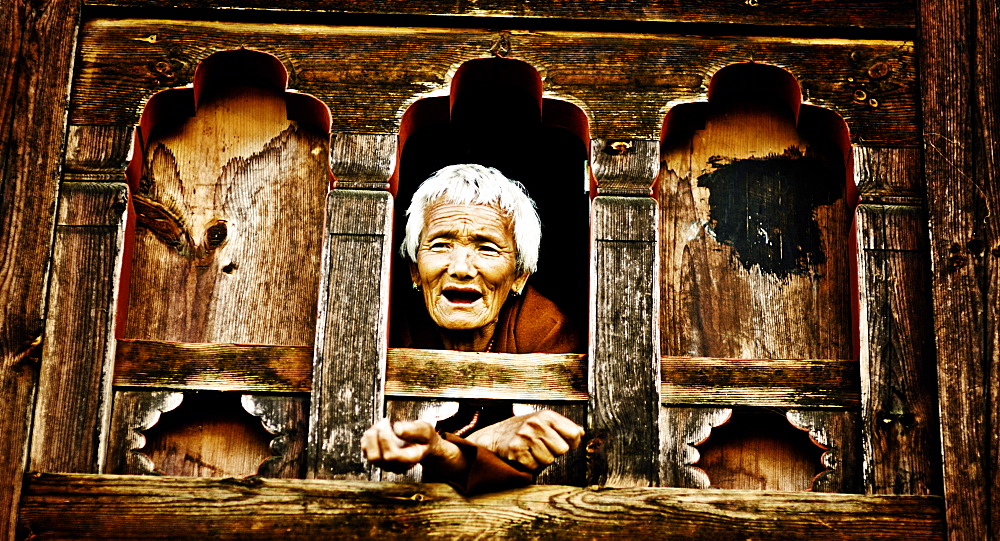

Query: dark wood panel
left=113, top=339, right=313, bottom=392
left=0, top=0, right=80, bottom=535
left=853, top=146, right=923, bottom=203
left=973, top=3, right=1000, bottom=538
left=385, top=348, right=587, bottom=401
left=81, top=0, right=916, bottom=29
left=918, top=0, right=994, bottom=538
left=18, top=473, right=945, bottom=539
left=30, top=184, right=127, bottom=474
left=308, top=189, right=392, bottom=480
left=72, top=20, right=917, bottom=145
left=660, top=357, right=859, bottom=408
left=855, top=204, right=940, bottom=495
left=590, top=195, right=660, bottom=487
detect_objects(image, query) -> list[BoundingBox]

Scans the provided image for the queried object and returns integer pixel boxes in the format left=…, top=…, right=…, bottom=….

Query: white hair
left=401, top=164, right=541, bottom=273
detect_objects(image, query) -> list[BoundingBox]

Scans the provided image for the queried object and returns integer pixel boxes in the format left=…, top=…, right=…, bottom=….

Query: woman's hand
left=361, top=418, right=467, bottom=475
left=466, top=410, right=584, bottom=471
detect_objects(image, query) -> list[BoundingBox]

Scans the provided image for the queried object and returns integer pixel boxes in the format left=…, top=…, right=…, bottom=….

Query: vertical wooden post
left=0, top=0, right=80, bottom=535
left=854, top=147, right=941, bottom=496
left=308, top=134, right=396, bottom=479
left=30, top=181, right=127, bottom=473
left=919, top=0, right=998, bottom=538
left=588, top=139, right=661, bottom=487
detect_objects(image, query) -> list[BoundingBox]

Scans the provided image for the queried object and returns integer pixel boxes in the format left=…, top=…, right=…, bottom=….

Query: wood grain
left=71, top=20, right=917, bottom=145
left=114, top=342, right=862, bottom=407
left=590, top=195, right=660, bottom=487
left=0, top=0, right=80, bottom=535
left=121, top=85, right=328, bottom=346
left=973, top=3, right=1000, bottom=538
left=30, top=183, right=128, bottom=474
left=64, top=125, right=135, bottom=173
left=855, top=203, right=940, bottom=495
left=242, top=395, right=309, bottom=479
left=308, top=189, right=392, bottom=480
left=113, top=339, right=313, bottom=392
left=658, top=100, right=853, bottom=361
left=18, top=473, right=945, bottom=539
left=105, top=391, right=184, bottom=475
left=79, top=0, right=917, bottom=29
left=660, top=357, right=859, bottom=408
left=918, top=0, right=995, bottom=538
left=787, top=410, right=861, bottom=493
left=385, top=348, right=587, bottom=401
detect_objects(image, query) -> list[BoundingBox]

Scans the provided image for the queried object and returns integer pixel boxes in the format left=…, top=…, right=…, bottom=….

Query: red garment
left=395, top=285, right=582, bottom=494
left=397, top=285, right=583, bottom=354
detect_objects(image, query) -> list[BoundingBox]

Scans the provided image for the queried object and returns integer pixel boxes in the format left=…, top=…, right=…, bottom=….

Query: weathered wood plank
left=308, top=189, right=392, bottom=479
left=973, top=3, right=1000, bottom=538
left=64, top=125, right=135, bottom=173
left=105, top=391, right=184, bottom=475
left=660, top=357, right=859, bottom=408
left=30, top=183, right=128, bottom=474
left=658, top=96, right=853, bottom=361
left=385, top=348, right=587, bottom=401
left=72, top=20, right=917, bottom=145
left=0, top=0, right=80, bottom=535
left=113, top=339, right=313, bottom=392
left=853, top=146, right=923, bottom=203
left=918, top=0, right=994, bottom=538
left=121, top=84, right=327, bottom=347
left=329, top=133, right=396, bottom=191
left=80, top=0, right=917, bottom=29
left=660, top=407, right=731, bottom=488
left=590, top=195, right=660, bottom=487
left=787, top=410, right=861, bottom=493
left=18, top=473, right=945, bottom=539
left=855, top=204, right=940, bottom=496
left=590, top=139, right=659, bottom=196
left=241, top=395, right=309, bottom=479
left=114, top=341, right=863, bottom=407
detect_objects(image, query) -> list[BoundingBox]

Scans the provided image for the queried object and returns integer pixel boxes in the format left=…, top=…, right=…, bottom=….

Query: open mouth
left=442, top=289, right=483, bottom=304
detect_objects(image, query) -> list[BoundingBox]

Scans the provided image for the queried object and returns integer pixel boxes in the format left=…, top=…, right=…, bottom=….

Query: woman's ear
left=512, top=271, right=530, bottom=295
left=409, top=262, right=421, bottom=287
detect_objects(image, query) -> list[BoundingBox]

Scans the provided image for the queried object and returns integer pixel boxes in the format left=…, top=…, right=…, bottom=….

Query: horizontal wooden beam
left=384, top=348, right=588, bottom=401
left=660, top=357, right=861, bottom=408
left=18, top=473, right=944, bottom=539
left=113, top=339, right=313, bottom=392
left=114, top=341, right=859, bottom=407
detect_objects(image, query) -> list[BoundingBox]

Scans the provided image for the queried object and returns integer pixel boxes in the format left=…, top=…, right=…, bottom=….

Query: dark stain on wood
left=697, top=149, right=843, bottom=279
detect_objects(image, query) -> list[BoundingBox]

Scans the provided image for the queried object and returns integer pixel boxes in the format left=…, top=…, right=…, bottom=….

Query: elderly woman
left=362, top=164, right=584, bottom=494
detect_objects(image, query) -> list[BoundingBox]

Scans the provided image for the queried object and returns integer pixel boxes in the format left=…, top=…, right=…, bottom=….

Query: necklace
left=453, top=410, right=480, bottom=437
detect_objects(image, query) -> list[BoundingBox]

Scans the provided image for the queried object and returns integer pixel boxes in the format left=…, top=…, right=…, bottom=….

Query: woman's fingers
left=491, top=410, right=585, bottom=471
left=360, top=419, right=436, bottom=472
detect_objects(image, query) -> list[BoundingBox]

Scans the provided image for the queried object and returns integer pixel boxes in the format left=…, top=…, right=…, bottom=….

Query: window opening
left=390, top=57, right=591, bottom=346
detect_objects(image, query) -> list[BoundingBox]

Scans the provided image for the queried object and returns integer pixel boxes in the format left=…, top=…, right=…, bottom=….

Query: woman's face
left=410, top=201, right=530, bottom=331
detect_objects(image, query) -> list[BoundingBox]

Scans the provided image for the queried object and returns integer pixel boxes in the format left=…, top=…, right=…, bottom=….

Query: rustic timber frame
left=1, top=1, right=996, bottom=540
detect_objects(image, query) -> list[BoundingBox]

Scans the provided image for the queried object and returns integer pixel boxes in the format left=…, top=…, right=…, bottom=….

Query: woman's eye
left=478, top=244, right=500, bottom=254
left=428, top=241, right=450, bottom=251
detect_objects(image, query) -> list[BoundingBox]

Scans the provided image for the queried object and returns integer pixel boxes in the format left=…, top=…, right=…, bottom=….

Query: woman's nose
left=447, top=247, right=477, bottom=278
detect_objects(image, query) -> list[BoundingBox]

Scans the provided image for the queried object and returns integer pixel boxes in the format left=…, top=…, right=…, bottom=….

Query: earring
left=511, top=288, right=520, bottom=297
left=412, top=283, right=421, bottom=292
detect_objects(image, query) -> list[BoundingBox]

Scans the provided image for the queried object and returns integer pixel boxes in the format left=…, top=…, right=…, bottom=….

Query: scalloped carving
left=693, top=408, right=827, bottom=491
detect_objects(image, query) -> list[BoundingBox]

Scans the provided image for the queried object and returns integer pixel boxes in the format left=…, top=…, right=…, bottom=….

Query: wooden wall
left=0, top=0, right=996, bottom=539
